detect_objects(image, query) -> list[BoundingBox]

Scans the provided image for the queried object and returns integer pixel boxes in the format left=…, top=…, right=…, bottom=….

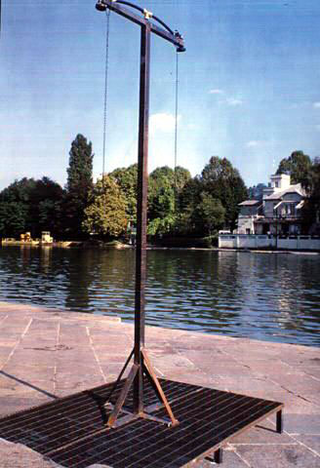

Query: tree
left=30, top=178, right=65, bottom=237
left=0, top=178, right=35, bottom=237
left=0, top=202, right=28, bottom=237
left=109, top=164, right=138, bottom=224
left=145, top=166, right=190, bottom=236
left=177, top=177, right=202, bottom=235
left=200, top=156, right=247, bottom=230
left=197, top=193, right=225, bottom=236
left=301, top=157, right=320, bottom=233
left=0, top=177, right=64, bottom=238
left=276, top=150, right=312, bottom=185
left=67, top=134, right=94, bottom=196
left=82, top=175, right=127, bottom=238
left=173, top=166, right=192, bottom=214
left=0, top=177, right=37, bottom=204
left=65, top=134, right=94, bottom=238
left=147, top=166, right=175, bottom=236
left=38, top=199, right=64, bottom=237
left=148, top=166, right=175, bottom=220
left=174, top=166, right=192, bottom=194
left=248, top=183, right=267, bottom=201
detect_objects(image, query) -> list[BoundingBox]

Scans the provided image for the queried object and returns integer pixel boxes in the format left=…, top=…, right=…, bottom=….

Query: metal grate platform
left=0, top=378, right=283, bottom=467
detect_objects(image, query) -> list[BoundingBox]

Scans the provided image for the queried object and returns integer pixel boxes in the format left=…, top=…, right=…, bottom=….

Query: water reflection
left=0, top=247, right=319, bottom=346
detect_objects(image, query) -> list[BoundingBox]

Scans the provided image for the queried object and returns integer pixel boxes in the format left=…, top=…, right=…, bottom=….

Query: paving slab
left=0, top=301, right=319, bottom=467
left=235, top=444, right=320, bottom=467
left=0, top=438, right=61, bottom=468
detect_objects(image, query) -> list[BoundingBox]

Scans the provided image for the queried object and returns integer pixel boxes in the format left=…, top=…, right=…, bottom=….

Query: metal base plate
left=0, top=378, right=283, bottom=467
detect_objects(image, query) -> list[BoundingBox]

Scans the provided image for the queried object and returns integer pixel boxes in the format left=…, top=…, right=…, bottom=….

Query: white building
left=237, top=200, right=262, bottom=234
left=237, top=174, right=306, bottom=235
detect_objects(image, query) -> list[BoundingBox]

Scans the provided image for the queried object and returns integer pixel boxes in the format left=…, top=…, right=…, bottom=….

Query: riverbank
left=2, top=241, right=320, bottom=256
left=0, top=239, right=132, bottom=249
left=219, top=234, right=320, bottom=252
left=216, top=247, right=320, bottom=255
left=2, top=239, right=320, bottom=255
left=0, top=302, right=319, bottom=467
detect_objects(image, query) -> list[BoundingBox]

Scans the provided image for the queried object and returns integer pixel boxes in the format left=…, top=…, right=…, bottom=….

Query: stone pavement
left=0, top=301, right=319, bottom=467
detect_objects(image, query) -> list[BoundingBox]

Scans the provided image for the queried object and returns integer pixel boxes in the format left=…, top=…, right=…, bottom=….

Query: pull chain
left=174, top=51, right=179, bottom=212
left=174, top=51, right=179, bottom=173
left=102, top=8, right=111, bottom=180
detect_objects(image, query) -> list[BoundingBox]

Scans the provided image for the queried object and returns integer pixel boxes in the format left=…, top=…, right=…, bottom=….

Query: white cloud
left=313, top=102, right=320, bottom=108
left=149, top=113, right=180, bottom=134
left=315, top=124, right=320, bottom=131
left=209, top=89, right=243, bottom=106
left=209, top=89, right=224, bottom=95
left=226, top=98, right=243, bottom=106
left=246, top=140, right=263, bottom=148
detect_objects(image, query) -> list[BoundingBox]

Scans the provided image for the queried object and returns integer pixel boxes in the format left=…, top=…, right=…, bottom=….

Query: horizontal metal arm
left=96, top=0, right=186, bottom=52
left=118, top=1, right=174, bottom=36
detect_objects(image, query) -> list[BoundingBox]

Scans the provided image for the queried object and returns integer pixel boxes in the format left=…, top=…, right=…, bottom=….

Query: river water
left=0, top=246, right=319, bottom=346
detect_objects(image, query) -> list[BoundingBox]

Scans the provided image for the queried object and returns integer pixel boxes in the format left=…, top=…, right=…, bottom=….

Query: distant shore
left=0, top=239, right=133, bottom=249
left=1, top=239, right=319, bottom=255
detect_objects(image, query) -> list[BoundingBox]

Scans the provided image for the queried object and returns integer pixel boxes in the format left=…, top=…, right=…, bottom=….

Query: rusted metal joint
left=143, top=8, right=153, bottom=19
left=95, top=0, right=116, bottom=11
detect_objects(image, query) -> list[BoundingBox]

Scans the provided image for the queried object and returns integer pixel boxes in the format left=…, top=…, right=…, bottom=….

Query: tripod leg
left=107, top=363, right=139, bottom=427
left=142, top=349, right=179, bottom=427
left=104, top=348, right=134, bottom=406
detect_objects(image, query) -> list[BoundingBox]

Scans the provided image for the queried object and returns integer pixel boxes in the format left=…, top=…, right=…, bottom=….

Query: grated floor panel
left=0, top=378, right=283, bottom=467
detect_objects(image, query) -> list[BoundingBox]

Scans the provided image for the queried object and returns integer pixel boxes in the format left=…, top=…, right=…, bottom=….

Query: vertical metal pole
left=133, top=23, right=151, bottom=414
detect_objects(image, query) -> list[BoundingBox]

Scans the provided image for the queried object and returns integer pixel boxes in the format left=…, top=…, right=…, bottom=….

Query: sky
left=1, top=0, right=320, bottom=190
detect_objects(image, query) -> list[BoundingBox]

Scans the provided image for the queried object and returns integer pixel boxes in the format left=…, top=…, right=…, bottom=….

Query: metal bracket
left=143, top=8, right=153, bottom=19
left=104, top=348, right=179, bottom=428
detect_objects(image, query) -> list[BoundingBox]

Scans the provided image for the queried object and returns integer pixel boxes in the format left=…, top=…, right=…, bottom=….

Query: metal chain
left=174, top=50, right=179, bottom=173
left=102, top=8, right=111, bottom=180
left=174, top=50, right=179, bottom=213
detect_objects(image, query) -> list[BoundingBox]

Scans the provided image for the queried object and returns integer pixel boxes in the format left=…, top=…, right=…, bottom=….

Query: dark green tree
left=173, top=166, right=192, bottom=214
left=174, top=166, right=191, bottom=193
left=148, top=172, right=173, bottom=234
left=198, top=193, right=225, bottom=236
left=82, top=175, right=127, bottom=238
left=65, top=134, right=94, bottom=238
left=147, top=166, right=176, bottom=235
left=200, top=156, right=247, bottom=230
left=148, top=166, right=190, bottom=217
left=276, top=150, right=312, bottom=185
left=0, top=177, right=64, bottom=238
left=177, top=177, right=203, bottom=235
left=0, top=202, right=28, bottom=237
left=301, top=157, right=320, bottom=233
left=30, top=178, right=65, bottom=237
left=145, top=166, right=188, bottom=236
left=109, top=164, right=138, bottom=224
left=0, top=177, right=37, bottom=203
left=248, top=183, right=267, bottom=201
left=148, top=166, right=175, bottom=219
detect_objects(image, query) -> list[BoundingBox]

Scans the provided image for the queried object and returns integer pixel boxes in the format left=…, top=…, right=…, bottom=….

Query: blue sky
left=1, top=0, right=319, bottom=190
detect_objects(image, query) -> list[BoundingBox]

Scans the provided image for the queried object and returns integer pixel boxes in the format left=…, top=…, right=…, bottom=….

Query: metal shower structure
left=95, top=0, right=185, bottom=428
left=0, top=5, right=285, bottom=466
